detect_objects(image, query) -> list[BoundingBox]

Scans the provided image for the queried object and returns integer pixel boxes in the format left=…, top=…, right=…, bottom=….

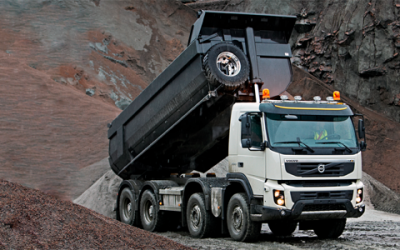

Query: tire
left=203, top=42, right=249, bottom=90
left=268, top=220, right=297, bottom=236
left=186, top=193, right=216, bottom=238
left=140, top=190, right=166, bottom=232
left=119, top=187, right=140, bottom=227
left=314, top=219, right=346, bottom=239
left=226, top=193, right=261, bottom=242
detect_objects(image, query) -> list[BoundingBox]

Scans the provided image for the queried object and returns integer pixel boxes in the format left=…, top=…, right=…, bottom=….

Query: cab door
left=236, top=113, right=266, bottom=196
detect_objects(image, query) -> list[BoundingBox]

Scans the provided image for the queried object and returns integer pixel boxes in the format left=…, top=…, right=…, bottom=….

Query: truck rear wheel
left=268, top=220, right=297, bottom=236
left=140, top=190, right=166, bottom=232
left=227, top=193, right=261, bottom=242
left=314, top=219, right=346, bottom=239
left=186, top=192, right=216, bottom=238
left=119, top=187, right=140, bottom=227
left=203, top=42, right=249, bottom=90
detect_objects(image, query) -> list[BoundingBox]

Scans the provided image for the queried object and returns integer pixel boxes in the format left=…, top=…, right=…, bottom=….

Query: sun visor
left=259, top=102, right=354, bottom=116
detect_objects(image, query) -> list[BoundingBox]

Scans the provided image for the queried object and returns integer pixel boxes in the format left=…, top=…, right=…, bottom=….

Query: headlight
left=273, top=189, right=285, bottom=206
left=356, top=188, right=363, bottom=203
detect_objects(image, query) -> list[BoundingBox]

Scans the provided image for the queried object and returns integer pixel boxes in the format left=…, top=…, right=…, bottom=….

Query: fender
left=140, top=180, right=179, bottom=204
left=117, top=179, right=143, bottom=213
left=182, top=177, right=228, bottom=227
left=184, top=178, right=228, bottom=210
left=226, top=172, right=254, bottom=202
left=116, top=179, right=143, bottom=222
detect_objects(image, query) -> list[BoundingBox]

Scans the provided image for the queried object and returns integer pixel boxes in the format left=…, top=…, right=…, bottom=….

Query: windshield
left=265, top=114, right=358, bottom=148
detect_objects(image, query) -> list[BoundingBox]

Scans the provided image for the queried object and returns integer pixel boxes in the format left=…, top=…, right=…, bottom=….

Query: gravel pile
left=0, top=179, right=192, bottom=250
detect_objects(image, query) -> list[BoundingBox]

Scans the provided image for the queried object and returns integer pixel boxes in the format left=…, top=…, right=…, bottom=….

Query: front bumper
left=250, top=199, right=365, bottom=221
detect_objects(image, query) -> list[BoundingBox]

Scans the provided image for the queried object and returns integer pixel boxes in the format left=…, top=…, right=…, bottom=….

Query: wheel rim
left=231, top=206, right=244, bottom=232
left=122, top=198, right=132, bottom=220
left=143, top=200, right=154, bottom=224
left=190, top=204, right=202, bottom=230
left=216, top=52, right=241, bottom=77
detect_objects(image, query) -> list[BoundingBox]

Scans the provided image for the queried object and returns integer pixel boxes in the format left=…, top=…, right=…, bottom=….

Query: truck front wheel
left=268, top=220, right=297, bottom=236
left=140, top=190, right=166, bottom=232
left=227, top=193, right=261, bottom=242
left=119, top=187, right=140, bottom=226
left=314, top=219, right=346, bottom=239
left=186, top=193, right=215, bottom=238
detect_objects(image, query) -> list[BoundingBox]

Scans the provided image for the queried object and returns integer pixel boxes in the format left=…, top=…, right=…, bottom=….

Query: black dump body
left=108, top=11, right=296, bottom=179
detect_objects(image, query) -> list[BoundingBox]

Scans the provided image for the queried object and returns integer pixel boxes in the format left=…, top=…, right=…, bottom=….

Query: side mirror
left=354, top=114, right=367, bottom=151
left=358, top=119, right=365, bottom=139
left=360, top=141, right=367, bottom=151
left=239, top=113, right=265, bottom=151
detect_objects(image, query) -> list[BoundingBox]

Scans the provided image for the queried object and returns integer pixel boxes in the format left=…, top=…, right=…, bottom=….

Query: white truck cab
left=227, top=95, right=365, bottom=235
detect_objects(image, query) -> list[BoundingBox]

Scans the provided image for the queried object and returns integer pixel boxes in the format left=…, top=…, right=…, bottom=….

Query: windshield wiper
left=274, top=140, right=315, bottom=152
left=315, top=141, right=353, bottom=153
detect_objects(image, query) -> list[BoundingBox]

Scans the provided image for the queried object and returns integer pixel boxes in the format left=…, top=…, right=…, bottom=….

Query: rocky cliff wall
left=215, top=0, right=400, bottom=123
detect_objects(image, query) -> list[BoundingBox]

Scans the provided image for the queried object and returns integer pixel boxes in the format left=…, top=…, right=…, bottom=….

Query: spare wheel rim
left=216, top=52, right=241, bottom=77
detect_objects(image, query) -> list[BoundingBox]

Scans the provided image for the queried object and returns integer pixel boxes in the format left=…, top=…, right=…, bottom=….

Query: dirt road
left=157, top=210, right=400, bottom=250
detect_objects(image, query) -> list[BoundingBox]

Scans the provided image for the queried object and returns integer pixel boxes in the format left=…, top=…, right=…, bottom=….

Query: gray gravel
left=157, top=219, right=400, bottom=250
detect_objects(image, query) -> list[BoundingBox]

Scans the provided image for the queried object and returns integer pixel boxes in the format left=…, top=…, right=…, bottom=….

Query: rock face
left=0, top=0, right=196, bottom=110
left=206, top=0, right=400, bottom=124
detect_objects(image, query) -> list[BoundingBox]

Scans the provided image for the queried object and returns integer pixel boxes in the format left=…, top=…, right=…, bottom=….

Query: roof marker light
left=326, top=96, right=334, bottom=101
left=333, top=91, right=341, bottom=100
left=280, top=95, right=288, bottom=101
left=313, top=96, right=321, bottom=101
left=262, top=89, right=270, bottom=99
left=294, top=96, right=302, bottom=101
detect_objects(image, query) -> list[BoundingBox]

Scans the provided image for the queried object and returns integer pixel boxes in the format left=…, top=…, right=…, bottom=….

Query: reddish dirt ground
left=0, top=179, right=192, bottom=250
left=0, top=50, right=120, bottom=199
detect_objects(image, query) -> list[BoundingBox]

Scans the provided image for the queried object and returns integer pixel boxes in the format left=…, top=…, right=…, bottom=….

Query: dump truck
left=108, top=10, right=366, bottom=241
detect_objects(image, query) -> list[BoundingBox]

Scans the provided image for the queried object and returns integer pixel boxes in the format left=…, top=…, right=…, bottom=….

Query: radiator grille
left=285, top=162, right=354, bottom=177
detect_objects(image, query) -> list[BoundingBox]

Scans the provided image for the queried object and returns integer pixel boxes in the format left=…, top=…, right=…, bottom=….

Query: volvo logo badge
left=317, top=164, right=325, bottom=173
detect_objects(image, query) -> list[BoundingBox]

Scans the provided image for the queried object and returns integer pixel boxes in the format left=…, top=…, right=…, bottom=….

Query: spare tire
left=203, top=42, right=249, bottom=90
